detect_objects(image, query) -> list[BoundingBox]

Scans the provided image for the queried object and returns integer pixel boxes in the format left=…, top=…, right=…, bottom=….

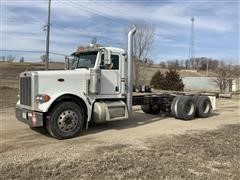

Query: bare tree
left=232, top=65, right=240, bottom=77
left=159, top=61, right=166, bottom=68
left=40, top=54, right=47, bottom=63
left=180, top=59, right=185, bottom=69
left=132, top=21, right=155, bottom=86
left=174, top=60, right=180, bottom=70
left=133, top=21, right=155, bottom=60
left=0, top=56, right=6, bottom=61
left=7, top=55, right=16, bottom=62
left=184, top=59, right=190, bottom=69
left=213, top=62, right=235, bottom=93
left=147, top=59, right=154, bottom=66
left=209, top=59, right=219, bottom=70
left=19, top=56, right=25, bottom=63
left=195, top=58, right=200, bottom=70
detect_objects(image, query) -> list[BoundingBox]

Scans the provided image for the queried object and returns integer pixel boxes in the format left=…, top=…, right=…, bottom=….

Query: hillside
left=0, top=62, right=64, bottom=77
left=0, top=61, right=216, bottom=87
left=137, top=64, right=217, bottom=84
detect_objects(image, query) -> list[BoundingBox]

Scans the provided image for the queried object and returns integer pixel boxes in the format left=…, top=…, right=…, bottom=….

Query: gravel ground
left=0, top=85, right=240, bottom=179
left=0, top=124, right=239, bottom=179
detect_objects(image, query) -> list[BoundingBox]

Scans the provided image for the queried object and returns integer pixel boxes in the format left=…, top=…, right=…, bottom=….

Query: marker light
left=36, top=94, right=51, bottom=103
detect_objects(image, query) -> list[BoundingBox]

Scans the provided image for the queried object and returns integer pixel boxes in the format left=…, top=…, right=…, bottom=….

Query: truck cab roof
left=105, top=47, right=126, bottom=54
left=72, top=46, right=125, bottom=56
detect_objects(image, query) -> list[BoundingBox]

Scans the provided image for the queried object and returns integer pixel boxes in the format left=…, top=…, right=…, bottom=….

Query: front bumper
left=15, top=107, right=44, bottom=127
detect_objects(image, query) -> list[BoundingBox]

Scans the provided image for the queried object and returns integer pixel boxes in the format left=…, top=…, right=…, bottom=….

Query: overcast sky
left=1, top=0, right=239, bottom=63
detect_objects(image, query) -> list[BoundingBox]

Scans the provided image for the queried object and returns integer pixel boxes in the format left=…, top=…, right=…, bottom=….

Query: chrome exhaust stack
left=127, top=26, right=136, bottom=115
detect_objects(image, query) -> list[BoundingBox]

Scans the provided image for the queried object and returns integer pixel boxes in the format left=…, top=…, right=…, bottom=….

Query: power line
left=52, top=0, right=125, bottom=46
left=4, top=0, right=127, bottom=49
left=88, top=0, right=128, bottom=17
left=68, top=0, right=126, bottom=25
left=56, top=0, right=128, bottom=46
left=58, top=0, right=128, bottom=26
left=3, top=2, right=130, bottom=56
left=49, top=51, right=68, bottom=57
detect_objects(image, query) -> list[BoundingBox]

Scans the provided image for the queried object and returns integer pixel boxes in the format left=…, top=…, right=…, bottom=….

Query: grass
left=1, top=124, right=239, bottom=179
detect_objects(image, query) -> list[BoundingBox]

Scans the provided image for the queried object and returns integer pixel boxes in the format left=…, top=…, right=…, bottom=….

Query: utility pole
left=45, top=0, right=51, bottom=70
left=189, top=17, right=195, bottom=68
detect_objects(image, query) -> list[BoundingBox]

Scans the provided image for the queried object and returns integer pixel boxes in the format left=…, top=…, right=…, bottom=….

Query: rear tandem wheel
left=171, top=95, right=196, bottom=120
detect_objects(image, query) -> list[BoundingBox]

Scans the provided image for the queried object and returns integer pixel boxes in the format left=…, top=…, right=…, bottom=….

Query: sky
left=0, top=0, right=239, bottom=63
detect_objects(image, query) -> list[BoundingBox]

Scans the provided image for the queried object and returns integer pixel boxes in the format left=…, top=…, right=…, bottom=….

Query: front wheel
left=46, top=101, right=85, bottom=139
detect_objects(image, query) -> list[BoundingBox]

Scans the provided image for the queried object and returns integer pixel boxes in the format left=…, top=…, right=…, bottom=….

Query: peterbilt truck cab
left=16, top=27, right=137, bottom=139
left=16, top=46, right=131, bottom=138
left=16, top=26, right=214, bottom=139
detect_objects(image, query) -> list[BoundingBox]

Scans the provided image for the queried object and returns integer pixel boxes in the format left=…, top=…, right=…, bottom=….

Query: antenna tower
left=189, top=17, right=195, bottom=62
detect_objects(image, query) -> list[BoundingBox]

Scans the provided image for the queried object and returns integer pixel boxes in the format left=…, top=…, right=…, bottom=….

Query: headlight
left=36, top=94, right=51, bottom=103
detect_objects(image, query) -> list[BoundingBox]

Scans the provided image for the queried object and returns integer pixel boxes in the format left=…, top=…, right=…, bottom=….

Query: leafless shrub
left=212, top=62, right=239, bottom=93
left=132, top=21, right=155, bottom=85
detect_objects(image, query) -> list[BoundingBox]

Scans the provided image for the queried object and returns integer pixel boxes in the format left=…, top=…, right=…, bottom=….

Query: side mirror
left=104, top=49, right=111, bottom=65
left=65, top=56, right=70, bottom=70
left=65, top=56, right=73, bottom=70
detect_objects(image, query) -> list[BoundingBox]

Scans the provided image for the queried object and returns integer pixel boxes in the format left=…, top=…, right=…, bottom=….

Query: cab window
left=100, top=54, right=119, bottom=70
left=71, top=51, right=97, bottom=69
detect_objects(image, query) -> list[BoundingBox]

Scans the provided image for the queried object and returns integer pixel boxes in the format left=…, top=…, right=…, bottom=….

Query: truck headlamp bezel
left=36, top=94, right=51, bottom=103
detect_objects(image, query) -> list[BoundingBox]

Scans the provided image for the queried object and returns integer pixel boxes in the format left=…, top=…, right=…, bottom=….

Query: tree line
left=150, top=61, right=240, bottom=93
left=159, top=57, right=225, bottom=71
left=0, top=55, right=25, bottom=63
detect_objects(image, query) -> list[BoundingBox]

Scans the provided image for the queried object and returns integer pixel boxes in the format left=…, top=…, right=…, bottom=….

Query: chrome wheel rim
left=57, top=110, right=78, bottom=132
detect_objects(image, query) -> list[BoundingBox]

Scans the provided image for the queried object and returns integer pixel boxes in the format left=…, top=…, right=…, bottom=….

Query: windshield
left=71, top=51, right=98, bottom=69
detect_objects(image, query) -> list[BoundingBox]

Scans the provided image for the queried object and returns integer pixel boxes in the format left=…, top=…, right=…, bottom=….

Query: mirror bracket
left=103, top=49, right=111, bottom=65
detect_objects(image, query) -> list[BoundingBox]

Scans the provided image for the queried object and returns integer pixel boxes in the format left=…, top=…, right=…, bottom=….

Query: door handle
left=115, top=86, right=119, bottom=92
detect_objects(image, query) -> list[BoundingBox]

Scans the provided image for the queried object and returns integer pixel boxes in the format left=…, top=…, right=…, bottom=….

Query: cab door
left=100, top=53, right=121, bottom=95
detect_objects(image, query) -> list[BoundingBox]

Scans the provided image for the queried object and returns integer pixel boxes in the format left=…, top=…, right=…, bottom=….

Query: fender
left=45, top=93, right=95, bottom=130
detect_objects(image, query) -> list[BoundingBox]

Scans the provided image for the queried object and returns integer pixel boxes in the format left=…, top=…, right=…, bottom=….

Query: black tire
left=141, top=104, right=161, bottom=114
left=171, top=95, right=182, bottom=118
left=46, top=101, right=85, bottom=139
left=195, top=96, right=212, bottom=118
left=173, top=96, right=196, bottom=120
left=193, top=95, right=200, bottom=103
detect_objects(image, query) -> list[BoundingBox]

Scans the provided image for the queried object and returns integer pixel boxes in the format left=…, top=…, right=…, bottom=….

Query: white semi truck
left=16, top=26, right=214, bottom=139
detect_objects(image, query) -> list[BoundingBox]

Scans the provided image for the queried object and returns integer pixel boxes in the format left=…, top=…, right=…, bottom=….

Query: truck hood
left=34, top=69, right=89, bottom=77
left=35, top=69, right=90, bottom=97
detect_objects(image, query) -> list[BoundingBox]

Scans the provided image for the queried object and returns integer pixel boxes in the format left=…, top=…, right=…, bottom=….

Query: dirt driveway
left=0, top=93, right=239, bottom=179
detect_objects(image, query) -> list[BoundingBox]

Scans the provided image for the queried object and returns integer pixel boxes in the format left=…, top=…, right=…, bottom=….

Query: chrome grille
left=20, top=76, right=32, bottom=106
